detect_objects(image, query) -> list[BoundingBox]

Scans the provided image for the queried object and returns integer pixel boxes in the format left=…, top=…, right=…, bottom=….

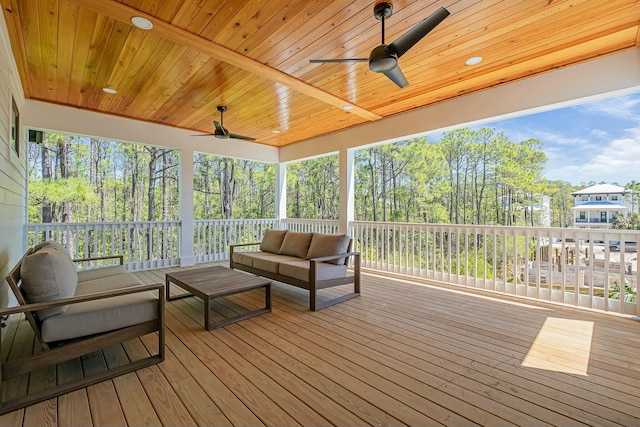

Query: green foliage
left=28, top=132, right=181, bottom=223
left=609, top=279, right=637, bottom=302
left=287, top=155, right=339, bottom=219
left=612, top=212, right=640, bottom=230
left=193, top=154, right=275, bottom=220
left=354, top=128, right=553, bottom=226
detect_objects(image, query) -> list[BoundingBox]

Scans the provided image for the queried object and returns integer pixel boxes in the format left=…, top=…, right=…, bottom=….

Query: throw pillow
left=34, top=240, right=74, bottom=264
left=279, top=231, right=313, bottom=258
left=306, top=233, right=351, bottom=265
left=259, top=229, right=288, bottom=253
left=20, top=247, right=78, bottom=319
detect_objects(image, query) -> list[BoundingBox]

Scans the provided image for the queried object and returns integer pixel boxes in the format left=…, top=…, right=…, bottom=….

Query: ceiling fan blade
left=229, top=133, right=256, bottom=141
left=309, top=58, right=369, bottom=64
left=213, top=120, right=226, bottom=134
left=383, top=66, right=408, bottom=88
left=191, top=133, right=217, bottom=136
left=388, top=7, right=449, bottom=58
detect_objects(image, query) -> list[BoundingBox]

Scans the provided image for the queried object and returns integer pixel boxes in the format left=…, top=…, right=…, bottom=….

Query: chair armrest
left=230, top=242, right=260, bottom=249
left=73, top=255, right=123, bottom=265
left=0, top=283, right=164, bottom=317
left=309, top=251, right=360, bottom=263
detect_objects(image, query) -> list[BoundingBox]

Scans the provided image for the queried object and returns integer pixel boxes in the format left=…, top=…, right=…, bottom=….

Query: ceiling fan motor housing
left=369, top=45, right=398, bottom=72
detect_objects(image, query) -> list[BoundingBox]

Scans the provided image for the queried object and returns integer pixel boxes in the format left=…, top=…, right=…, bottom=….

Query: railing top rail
left=350, top=221, right=640, bottom=236
left=26, top=220, right=181, bottom=227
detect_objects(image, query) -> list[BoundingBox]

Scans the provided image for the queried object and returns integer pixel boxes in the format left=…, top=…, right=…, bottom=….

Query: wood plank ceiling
left=2, top=0, right=639, bottom=147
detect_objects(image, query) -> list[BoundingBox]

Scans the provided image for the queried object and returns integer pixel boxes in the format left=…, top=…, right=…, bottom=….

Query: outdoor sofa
left=230, top=230, right=360, bottom=311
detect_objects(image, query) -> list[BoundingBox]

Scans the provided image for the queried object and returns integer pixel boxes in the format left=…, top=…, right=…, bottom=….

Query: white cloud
left=546, top=128, right=640, bottom=184
left=588, top=128, right=609, bottom=140
left=577, top=95, right=640, bottom=121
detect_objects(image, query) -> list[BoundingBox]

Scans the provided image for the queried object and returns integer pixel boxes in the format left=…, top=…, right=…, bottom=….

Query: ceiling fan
left=193, top=105, right=256, bottom=141
left=309, top=2, right=450, bottom=88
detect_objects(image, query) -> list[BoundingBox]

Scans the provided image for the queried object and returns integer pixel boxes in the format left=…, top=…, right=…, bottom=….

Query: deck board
left=3, top=262, right=640, bottom=426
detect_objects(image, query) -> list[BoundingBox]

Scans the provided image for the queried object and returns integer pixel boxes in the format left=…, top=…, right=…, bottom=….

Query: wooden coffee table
left=165, top=266, right=271, bottom=330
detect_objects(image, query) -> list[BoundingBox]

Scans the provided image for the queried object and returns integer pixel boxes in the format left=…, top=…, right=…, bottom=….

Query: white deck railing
left=194, top=218, right=277, bottom=262
left=25, top=219, right=640, bottom=316
left=280, top=218, right=338, bottom=234
left=26, top=221, right=181, bottom=271
left=351, top=221, right=640, bottom=316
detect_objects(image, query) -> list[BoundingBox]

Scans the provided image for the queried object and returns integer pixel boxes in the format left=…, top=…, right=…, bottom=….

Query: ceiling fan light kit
left=310, top=2, right=450, bottom=88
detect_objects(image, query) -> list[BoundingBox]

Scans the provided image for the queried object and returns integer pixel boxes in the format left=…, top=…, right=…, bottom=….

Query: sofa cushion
left=243, top=252, right=301, bottom=273
left=20, top=247, right=78, bottom=319
left=278, top=260, right=347, bottom=282
left=279, top=232, right=313, bottom=258
left=231, top=251, right=255, bottom=268
left=306, top=233, right=351, bottom=265
left=259, top=229, right=288, bottom=253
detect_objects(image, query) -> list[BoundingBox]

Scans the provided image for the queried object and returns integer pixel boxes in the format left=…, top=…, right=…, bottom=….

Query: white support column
left=179, top=150, right=196, bottom=266
left=339, top=148, right=355, bottom=235
left=275, top=162, right=287, bottom=229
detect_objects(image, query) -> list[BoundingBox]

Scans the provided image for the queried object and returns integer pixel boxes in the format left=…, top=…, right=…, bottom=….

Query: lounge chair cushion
left=279, top=232, right=313, bottom=258
left=278, top=260, right=347, bottom=282
left=306, top=233, right=351, bottom=265
left=20, top=247, right=78, bottom=319
left=77, top=265, right=128, bottom=282
left=259, top=229, right=288, bottom=253
left=40, top=272, right=156, bottom=342
left=40, top=290, right=158, bottom=343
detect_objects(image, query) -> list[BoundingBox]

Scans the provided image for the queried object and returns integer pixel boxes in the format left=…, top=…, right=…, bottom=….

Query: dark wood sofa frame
left=230, top=241, right=360, bottom=311
left=0, top=250, right=165, bottom=415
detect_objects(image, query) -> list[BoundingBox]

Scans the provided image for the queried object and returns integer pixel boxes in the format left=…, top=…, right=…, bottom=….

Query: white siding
left=0, top=10, right=26, bottom=315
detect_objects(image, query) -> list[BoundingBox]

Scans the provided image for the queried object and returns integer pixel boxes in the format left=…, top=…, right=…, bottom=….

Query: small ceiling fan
left=193, top=105, right=256, bottom=141
left=309, top=2, right=450, bottom=88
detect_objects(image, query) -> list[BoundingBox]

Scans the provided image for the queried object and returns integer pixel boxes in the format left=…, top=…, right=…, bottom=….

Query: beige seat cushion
left=40, top=271, right=156, bottom=342
left=75, top=272, right=142, bottom=294
left=20, top=247, right=78, bottom=319
left=279, top=232, right=313, bottom=258
left=306, top=233, right=351, bottom=265
left=77, top=265, right=128, bottom=283
left=40, top=290, right=158, bottom=343
left=260, top=229, right=288, bottom=253
left=278, top=260, right=347, bottom=282
left=240, top=252, right=301, bottom=273
left=232, top=251, right=255, bottom=267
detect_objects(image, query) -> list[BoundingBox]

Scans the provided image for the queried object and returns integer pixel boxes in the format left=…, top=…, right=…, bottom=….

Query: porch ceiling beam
left=69, top=0, right=382, bottom=122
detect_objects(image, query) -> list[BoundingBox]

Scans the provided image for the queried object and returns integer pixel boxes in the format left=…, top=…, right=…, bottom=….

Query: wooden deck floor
left=2, top=262, right=640, bottom=426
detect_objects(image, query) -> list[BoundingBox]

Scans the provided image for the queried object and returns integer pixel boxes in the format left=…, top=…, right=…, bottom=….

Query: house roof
left=571, top=184, right=627, bottom=196
left=1, top=0, right=639, bottom=149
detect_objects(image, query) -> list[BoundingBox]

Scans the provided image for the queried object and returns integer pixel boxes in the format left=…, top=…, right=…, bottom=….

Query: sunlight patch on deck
left=522, top=317, right=593, bottom=375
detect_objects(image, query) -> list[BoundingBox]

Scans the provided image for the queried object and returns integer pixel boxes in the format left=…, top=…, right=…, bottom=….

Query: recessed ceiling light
left=102, top=87, right=117, bottom=94
left=272, top=130, right=281, bottom=134
left=131, top=16, right=153, bottom=30
left=343, top=105, right=354, bottom=111
left=465, top=56, right=483, bottom=66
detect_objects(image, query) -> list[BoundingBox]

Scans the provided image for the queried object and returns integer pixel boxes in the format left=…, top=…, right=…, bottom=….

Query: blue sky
left=429, top=91, right=640, bottom=187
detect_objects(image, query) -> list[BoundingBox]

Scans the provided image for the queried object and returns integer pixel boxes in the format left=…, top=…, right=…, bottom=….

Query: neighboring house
left=532, top=194, right=552, bottom=228
left=571, top=184, right=636, bottom=228
left=498, top=194, right=552, bottom=227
